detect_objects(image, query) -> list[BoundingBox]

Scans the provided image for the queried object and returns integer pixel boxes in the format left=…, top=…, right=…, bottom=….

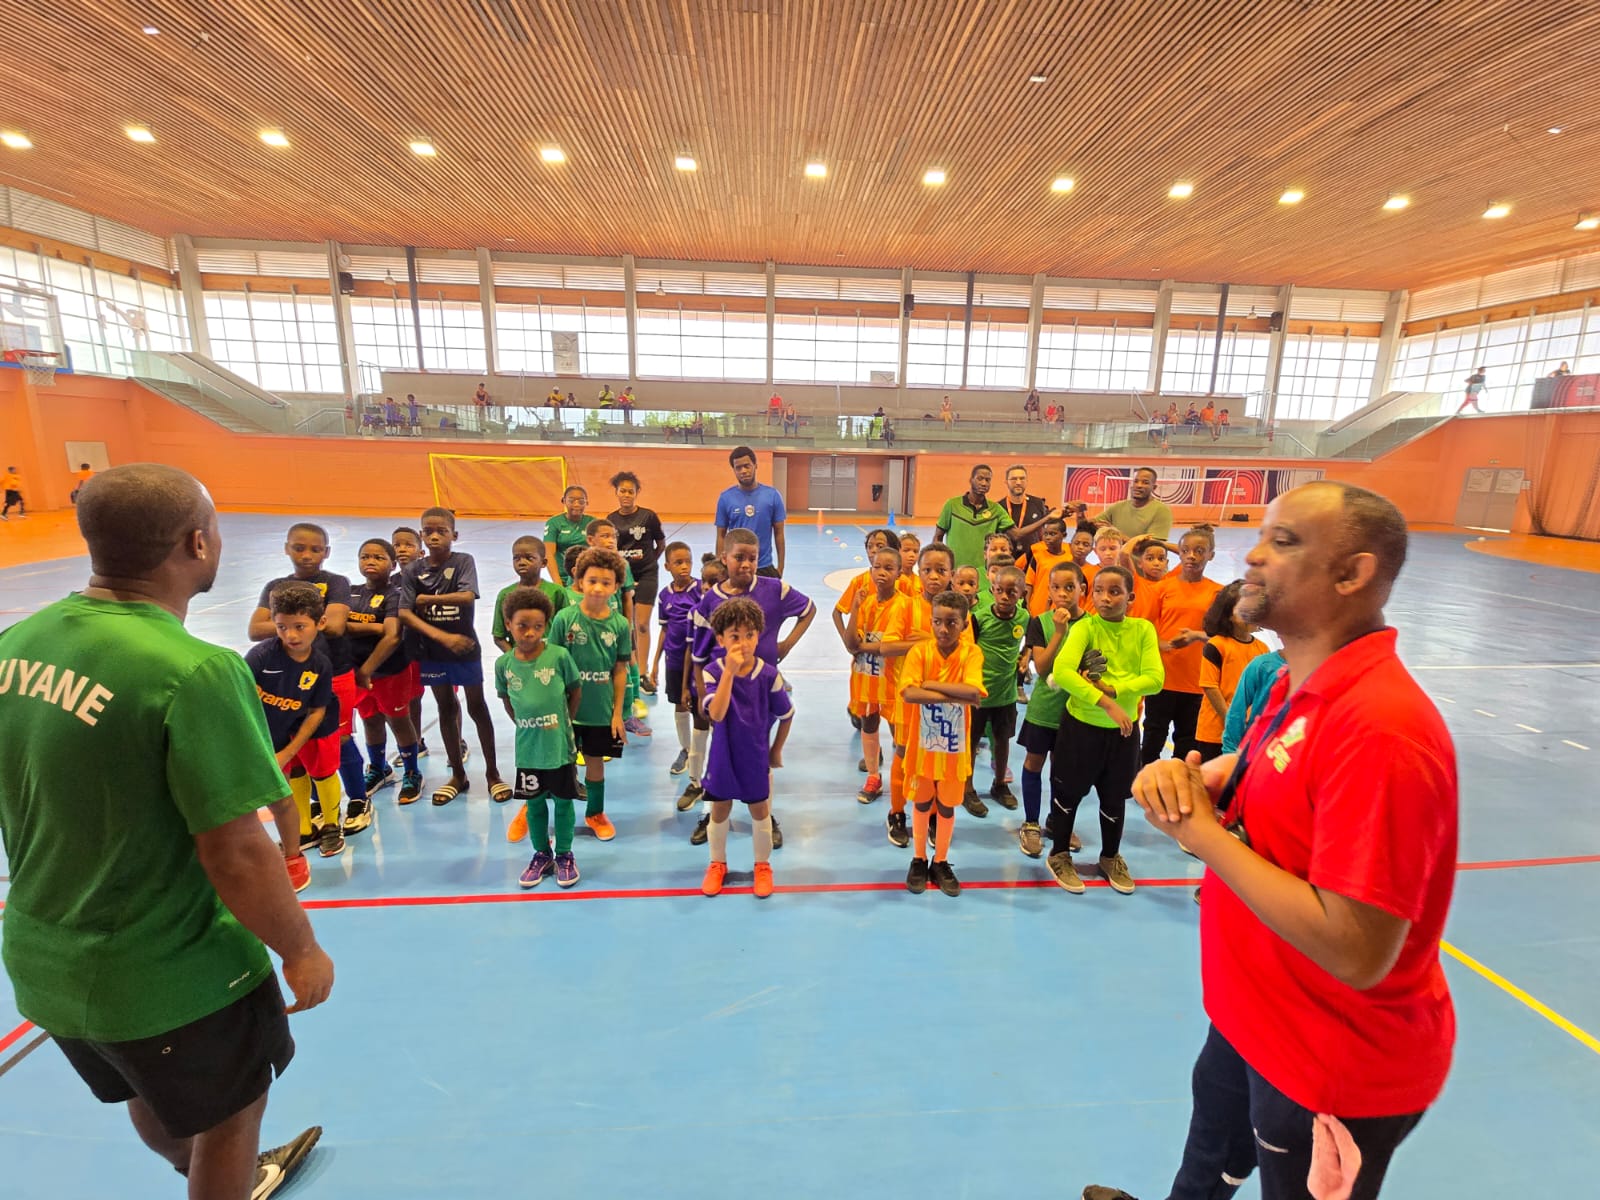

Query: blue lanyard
left=1216, top=679, right=1295, bottom=822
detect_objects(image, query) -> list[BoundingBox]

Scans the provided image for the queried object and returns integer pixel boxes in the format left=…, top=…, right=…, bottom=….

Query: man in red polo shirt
left=1085, top=482, right=1457, bottom=1200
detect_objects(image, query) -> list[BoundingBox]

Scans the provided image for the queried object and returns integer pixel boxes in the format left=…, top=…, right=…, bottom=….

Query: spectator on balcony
left=1148, top=407, right=1169, bottom=445
left=940, top=395, right=955, bottom=428
left=1549, top=362, right=1571, bottom=378
left=566, top=391, right=578, bottom=409
left=1458, top=367, right=1486, bottom=414
left=547, top=387, right=563, bottom=409
left=1024, top=388, right=1041, bottom=422
left=384, top=397, right=401, bottom=433
left=1200, top=400, right=1218, bottom=440
left=686, top=413, right=707, bottom=445
left=474, top=382, right=490, bottom=411
left=598, top=384, right=616, bottom=408
left=768, top=392, right=784, bottom=424
left=882, top=417, right=896, bottom=447
left=1044, top=401, right=1060, bottom=425
left=407, top=394, right=422, bottom=435
left=1166, top=401, right=1180, bottom=426
left=1218, top=408, right=1231, bottom=435
left=619, top=387, right=637, bottom=424
left=781, top=402, right=800, bottom=437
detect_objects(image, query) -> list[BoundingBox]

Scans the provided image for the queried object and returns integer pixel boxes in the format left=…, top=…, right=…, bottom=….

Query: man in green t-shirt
left=1093, top=466, right=1174, bottom=541
left=0, top=464, right=332, bottom=1199
left=935, top=463, right=1015, bottom=571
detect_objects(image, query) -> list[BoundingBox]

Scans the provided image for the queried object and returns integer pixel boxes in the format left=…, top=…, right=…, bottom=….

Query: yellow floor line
left=1442, top=940, right=1600, bottom=1056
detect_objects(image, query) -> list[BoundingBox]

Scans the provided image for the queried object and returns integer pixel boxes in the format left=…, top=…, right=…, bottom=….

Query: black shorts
left=1050, top=713, right=1140, bottom=803
left=1193, top=740, right=1224, bottom=763
left=1016, top=717, right=1060, bottom=756
left=515, top=763, right=580, bottom=800
left=574, top=723, right=626, bottom=760
left=662, top=656, right=688, bottom=707
left=630, top=571, right=660, bottom=608
left=53, top=975, right=293, bottom=1139
left=971, top=703, right=1017, bottom=745
left=703, top=789, right=771, bottom=808
left=757, top=565, right=781, bottom=578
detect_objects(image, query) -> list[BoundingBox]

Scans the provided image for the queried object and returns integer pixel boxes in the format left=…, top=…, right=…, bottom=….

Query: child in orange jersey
left=1193, top=579, right=1271, bottom=762
left=1138, top=525, right=1222, bottom=765
left=883, top=542, right=957, bottom=848
left=900, top=589, right=985, bottom=895
left=1025, top=516, right=1076, bottom=617
left=845, top=545, right=915, bottom=804
left=833, top=526, right=899, bottom=744
left=896, top=531, right=921, bottom=597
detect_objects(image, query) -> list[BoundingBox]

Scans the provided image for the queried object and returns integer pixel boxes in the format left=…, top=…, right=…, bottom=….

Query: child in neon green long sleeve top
left=1047, top=565, right=1164, bottom=895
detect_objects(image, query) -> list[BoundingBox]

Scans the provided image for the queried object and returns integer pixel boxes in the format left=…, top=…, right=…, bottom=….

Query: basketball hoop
left=2, top=348, right=59, bottom=387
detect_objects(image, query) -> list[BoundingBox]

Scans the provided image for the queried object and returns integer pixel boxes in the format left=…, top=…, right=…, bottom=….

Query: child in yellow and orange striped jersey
left=843, top=545, right=915, bottom=804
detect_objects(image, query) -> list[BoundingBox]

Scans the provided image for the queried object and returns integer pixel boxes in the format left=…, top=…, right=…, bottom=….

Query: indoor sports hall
left=2, top=4, right=1599, bottom=1199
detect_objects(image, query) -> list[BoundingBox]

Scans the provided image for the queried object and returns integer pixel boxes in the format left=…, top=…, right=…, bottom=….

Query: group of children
left=241, top=498, right=1275, bottom=903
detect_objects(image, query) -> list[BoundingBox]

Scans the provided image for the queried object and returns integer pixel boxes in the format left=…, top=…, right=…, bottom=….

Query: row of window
left=5, top=240, right=1596, bottom=423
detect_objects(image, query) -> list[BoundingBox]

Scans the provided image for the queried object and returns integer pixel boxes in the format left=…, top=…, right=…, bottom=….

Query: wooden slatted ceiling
left=2, top=0, right=1599, bottom=291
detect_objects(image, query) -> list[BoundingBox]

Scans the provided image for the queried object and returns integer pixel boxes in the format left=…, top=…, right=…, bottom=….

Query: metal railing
left=1314, top=391, right=1447, bottom=458
left=129, top=351, right=294, bottom=433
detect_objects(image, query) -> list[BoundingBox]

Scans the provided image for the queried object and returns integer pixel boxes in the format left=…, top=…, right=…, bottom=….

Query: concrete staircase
left=1326, top=415, right=1448, bottom=459
left=133, top=377, right=271, bottom=433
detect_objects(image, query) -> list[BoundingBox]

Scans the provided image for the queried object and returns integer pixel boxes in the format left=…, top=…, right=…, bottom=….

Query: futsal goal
left=428, top=454, right=568, bottom=518
left=1058, top=465, right=1326, bottom=528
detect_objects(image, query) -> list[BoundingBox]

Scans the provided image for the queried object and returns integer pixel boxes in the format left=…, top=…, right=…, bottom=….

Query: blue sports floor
left=2, top=517, right=1598, bottom=1199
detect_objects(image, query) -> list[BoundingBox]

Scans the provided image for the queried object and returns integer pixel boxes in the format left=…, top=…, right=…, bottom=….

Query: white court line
left=1473, top=709, right=1497, bottom=718
left=1516, top=723, right=1543, bottom=733
left=1436, top=696, right=1455, bottom=703
left=1464, top=588, right=1600, bottom=617
left=1564, top=740, right=1591, bottom=751
left=191, top=594, right=259, bottom=616
left=1411, top=663, right=1600, bottom=671
left=0, top=564, right=71, bottom=580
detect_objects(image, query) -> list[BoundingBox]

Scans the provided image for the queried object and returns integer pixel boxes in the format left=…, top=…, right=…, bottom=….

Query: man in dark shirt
left=1001, top=465, right=1058, bottom=558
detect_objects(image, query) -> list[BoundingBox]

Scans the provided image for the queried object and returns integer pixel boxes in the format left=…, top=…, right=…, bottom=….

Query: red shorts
left=282, top=731, right=340, bottom=780
left=331, top=670, right=358, bottom=739
left=357, top=671, right=413, bottom=720
left=404, top=661, right=424, bottom=702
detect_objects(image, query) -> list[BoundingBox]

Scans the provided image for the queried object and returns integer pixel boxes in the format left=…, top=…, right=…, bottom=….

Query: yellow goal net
left=427, top=454, right=568, bottom=518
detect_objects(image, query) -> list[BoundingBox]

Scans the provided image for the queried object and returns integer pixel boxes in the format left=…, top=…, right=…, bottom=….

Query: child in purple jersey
left=698, top=598, right=794, bottom=899
left=686, top=529, right=815, bottom=846
left=677, top=556, right=728, bottom=814
left=648, top=542, right=702, bottom=784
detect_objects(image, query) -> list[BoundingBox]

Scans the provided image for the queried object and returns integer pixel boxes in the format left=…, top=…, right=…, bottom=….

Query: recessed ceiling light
left=125, top=125, right=156, bottom=144
left=539, top=146, right=565, bottom=163
left=141, top=25, right=159, bottom=35
left=804, top=161, right=827, bottom=178
left=409, top=141, right=437, bottom=157
left=1, top=131, right=33, bottom=149
left=1050, top=176, right=1075, bottom=193
left=675, top=155, right=697, bottom=171
left=1548, top=127, right=1563, bottom=134
left=1382, top=194, right=1410, bottom=210
left=1028, top=72, right=1048, bottom=84
left=1576, top=213, right=1600, bottom=231
left=1168, top=182, right=1194, bottom=199
left=923, top=169, right=946, bottom=186
left=259, top=129, right=290, bottom=148
left=1279, top=189, right=1305, bottom=204
left=1483, top=202, right=1511, bottom=219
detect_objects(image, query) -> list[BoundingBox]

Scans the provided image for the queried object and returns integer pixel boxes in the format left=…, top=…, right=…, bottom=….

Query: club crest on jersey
left=298, top=669, right=319, bottom=690
left=503, top=670, right=524, bottom=692
left=629, top=525, right=645, bottom=540
left=535, top=667, right=556, bottom=685
left=600, top=630, right=617, bottom=647
left=743, top=504, right=756, bottom=517
left=1266, top=716, right=1307, bottom=772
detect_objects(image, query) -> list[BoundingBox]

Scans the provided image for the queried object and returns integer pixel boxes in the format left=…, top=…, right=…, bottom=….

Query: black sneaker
left=929, top=860, right=961, bottom=896
left=906, top=856, right=930, bottom=894
left=363, top=763, right=394, bottom=793
left=989, top=782, right=1018, bottom=810
left=677, top=781, right=705, bottom=812
left=962, top=785, right=989, bottom=818
left=886, top=810, right=910, bottom=848
left=770, top=817, right=784, bottom=849
left=397, top=770, right=423, bottom=804
left=317, top=823, right=345, bottom=858
left=690, top=813, right=710, bottom=845
left=341, top=797, right=372, bottom=835
left=252, top=1126, right=321, bottom=1200
left=298, top=826, right=320, bottom=852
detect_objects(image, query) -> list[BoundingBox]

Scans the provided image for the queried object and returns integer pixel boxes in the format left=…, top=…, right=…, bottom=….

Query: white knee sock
left=674, top=710, right=692, bottom=753
left=708, top=814, right=730, bottom=862
left=687, top=726, right=710, bottom=783
left=751, top=815, right=773, bottom=864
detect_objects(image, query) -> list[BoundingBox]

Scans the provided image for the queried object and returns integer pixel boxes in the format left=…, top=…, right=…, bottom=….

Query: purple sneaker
left=624, top=716, right=653, bottom=737
left=554, top=852, right=580, bottom=888
left=519, top=850, right=554, bottom=889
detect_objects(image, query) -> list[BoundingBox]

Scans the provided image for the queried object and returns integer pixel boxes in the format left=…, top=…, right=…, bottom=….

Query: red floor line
left=0, top=1020, right=35, bottom=1055
left=1, top=853, right=1594, bottom=918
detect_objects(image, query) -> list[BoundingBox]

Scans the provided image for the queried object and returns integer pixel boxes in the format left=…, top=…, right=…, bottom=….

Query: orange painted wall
left=3, top=371, right=1584, bottom=535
